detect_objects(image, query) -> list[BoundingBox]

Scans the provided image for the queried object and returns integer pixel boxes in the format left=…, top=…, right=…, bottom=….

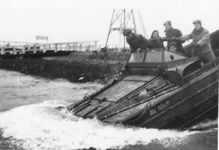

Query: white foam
left=0, top=102, right=194, bottom=150
left=190, top=119, right=218, bottom=131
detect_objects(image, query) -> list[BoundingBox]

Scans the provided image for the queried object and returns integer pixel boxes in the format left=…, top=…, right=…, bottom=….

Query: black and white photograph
left=0, top=0, right=218, bottom=149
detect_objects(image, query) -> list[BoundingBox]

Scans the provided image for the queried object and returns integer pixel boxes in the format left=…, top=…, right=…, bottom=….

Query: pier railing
left=0, top=41, right=98, bottom=55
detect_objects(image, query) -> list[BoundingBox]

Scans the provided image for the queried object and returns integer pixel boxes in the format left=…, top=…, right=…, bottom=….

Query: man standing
left=164, top=21, right=185, bottom=55
left=181, top=20, right=215, bottom=63
left=123, top=29, right=150, bottom=61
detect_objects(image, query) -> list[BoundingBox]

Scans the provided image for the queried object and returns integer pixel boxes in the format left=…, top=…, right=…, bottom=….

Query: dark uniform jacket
left=165, top=27, right=185, bottom=55
left=126, top=34, right=150, bottom=52
left=149, top=37, right=165, bottom=49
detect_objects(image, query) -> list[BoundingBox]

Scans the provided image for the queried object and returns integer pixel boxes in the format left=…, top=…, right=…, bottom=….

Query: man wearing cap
left=180, top=20, right=215, bottom=63
left=164, top=21, right=185, bottom=55
left=123, top=29, right=150, bottom=61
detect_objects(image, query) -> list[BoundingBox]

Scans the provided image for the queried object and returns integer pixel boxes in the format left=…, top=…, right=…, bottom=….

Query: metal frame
left=105, top=9, right=137, bottom=48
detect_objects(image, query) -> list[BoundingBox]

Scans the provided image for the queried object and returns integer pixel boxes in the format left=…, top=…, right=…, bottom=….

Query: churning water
left=0, top=70, right=217, bottom=150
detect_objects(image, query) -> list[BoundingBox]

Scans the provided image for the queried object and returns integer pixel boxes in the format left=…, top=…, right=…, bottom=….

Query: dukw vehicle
left=61, top=30, right=219, bottom=130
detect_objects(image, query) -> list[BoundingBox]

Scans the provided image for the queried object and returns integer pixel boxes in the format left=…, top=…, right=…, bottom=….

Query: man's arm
left=126, top=38, right=134, bottom=52
left=197, top=30, right=210, bottom=46
left=181, top=33, right=193, bottom=41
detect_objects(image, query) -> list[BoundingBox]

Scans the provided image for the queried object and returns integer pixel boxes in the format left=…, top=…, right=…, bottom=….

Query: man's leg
left=204, top=51, right=216, bottom=63
left=199, top=51, right=216, bottom=65
left=133, top=53, right=143, bottom=62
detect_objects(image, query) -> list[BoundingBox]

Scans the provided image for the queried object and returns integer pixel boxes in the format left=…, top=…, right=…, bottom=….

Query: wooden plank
left=87, top=102, right=111, bottom=118
left=75, top=105, right=99, bottom=117
left=124, top=75, right=154, bottom=81
left=94, top=81, right=145, bottom=102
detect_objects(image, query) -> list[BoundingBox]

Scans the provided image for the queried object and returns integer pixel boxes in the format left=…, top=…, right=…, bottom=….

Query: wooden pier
left=0, top=41, right=98, bottom=59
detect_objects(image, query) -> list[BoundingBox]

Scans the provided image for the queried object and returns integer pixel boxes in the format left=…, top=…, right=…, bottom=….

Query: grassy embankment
left=0, top=51, right=130, bottom=83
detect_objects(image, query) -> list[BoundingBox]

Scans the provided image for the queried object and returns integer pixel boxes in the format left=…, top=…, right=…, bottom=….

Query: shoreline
left=0, top=51, right=130, bottom=84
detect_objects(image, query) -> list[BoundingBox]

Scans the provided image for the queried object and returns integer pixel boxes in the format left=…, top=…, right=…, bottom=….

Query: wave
left=0, top=101, right=196, bottom=150
left=189, top=119, right=218, bottom=131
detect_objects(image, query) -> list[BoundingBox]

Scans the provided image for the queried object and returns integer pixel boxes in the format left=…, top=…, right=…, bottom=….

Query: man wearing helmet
left=123, top=29, right=150, bottom=61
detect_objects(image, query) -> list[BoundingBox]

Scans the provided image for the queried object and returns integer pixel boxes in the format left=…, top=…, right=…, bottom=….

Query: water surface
left=0, top=70, right=217, bottom=150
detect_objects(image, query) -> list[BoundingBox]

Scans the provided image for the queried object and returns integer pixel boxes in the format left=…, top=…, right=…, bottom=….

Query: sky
left=0, top=0, right=219, bottom=48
